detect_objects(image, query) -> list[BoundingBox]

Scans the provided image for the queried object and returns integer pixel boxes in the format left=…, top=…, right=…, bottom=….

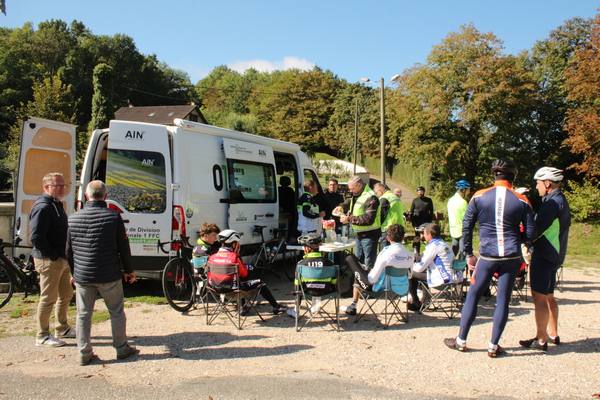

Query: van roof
left=173, top=118, right=301, bottom=153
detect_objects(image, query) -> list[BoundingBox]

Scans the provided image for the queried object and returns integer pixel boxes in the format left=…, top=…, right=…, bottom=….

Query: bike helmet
left=297, top=233, right=322, bottom=247
left=534, top=167, right=564, bottom=182
left=490, top=158, right=517, bottom=177
left=515, top=187, right=529, bottom=194
left=218, top=229, right=241, bottom=244
left=415, top=223, right=429, bottom=233
left=455, top=179, right=471, bottom=189
left=416, top=186, right=425, bottom=192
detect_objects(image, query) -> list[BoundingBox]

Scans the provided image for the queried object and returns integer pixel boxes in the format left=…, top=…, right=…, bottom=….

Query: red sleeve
left=237, top=255, right=248, bottom=279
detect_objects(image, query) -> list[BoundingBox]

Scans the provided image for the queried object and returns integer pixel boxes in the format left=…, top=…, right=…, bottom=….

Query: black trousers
left=344, top=254, right=372, bottom=291
left=408, top=271, right=427, bottom=304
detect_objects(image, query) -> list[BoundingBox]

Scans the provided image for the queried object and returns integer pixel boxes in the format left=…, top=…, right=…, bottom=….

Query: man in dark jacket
left=30, top=172, right=74, bottom=347
left=66, top=180, right=138, bottom=365
left=409, top=186, right=434, bottom=257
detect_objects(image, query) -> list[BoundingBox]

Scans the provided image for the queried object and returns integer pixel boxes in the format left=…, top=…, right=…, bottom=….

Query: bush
left=564, top=179, right=600, bottom=222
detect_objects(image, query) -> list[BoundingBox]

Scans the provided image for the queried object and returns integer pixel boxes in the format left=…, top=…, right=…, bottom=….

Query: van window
left=227, top=160, right=276, bottom=203
left=303, top=169, right=323, bottom=193
left=106, top=149, right=167, bottom=213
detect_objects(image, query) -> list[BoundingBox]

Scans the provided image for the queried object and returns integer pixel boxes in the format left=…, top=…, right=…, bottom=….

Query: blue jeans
left=76, top=279, right=130, bottom=359
left=354, top=235, right=378, bottom=268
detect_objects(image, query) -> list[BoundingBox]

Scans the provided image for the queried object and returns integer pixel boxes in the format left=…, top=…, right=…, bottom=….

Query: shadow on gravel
left=87, top=331, right=313, bottom=362
left=501, top=337, right=600, bottom=357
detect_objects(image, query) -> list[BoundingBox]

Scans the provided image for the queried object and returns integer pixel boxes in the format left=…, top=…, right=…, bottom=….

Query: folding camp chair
left=355, top=267, right=409, bottom=328
left=419, top=260, right=466, bottom=319
left=293, top=264, right=340, bottom=332
left=489, top=261, right=529, bottom=304
left=205, top=262, right=266, bottom=330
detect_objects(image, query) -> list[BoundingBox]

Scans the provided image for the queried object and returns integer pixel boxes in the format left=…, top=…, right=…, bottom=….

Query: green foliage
left=2, top=74, right=75, bottom=177
left=88, top=63, right=113, bottom=132
left=125, top=295, right=167, bottom=305
left=564, top=179, right=600, bottom=222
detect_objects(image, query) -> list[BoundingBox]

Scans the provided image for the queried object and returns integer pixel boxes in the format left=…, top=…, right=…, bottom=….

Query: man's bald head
left=86, top=180, right=107, bottom=200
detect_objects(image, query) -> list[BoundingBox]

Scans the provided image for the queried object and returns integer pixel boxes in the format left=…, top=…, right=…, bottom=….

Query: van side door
left=14, top=117, right=77, bottom=247
left=105, top=121, right=173, bottom=257
left=223, top=138, right=278, bottom=244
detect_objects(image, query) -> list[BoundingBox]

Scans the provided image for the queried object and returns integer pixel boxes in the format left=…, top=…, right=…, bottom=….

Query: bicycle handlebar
left=156, top=236, right=192, bottom=254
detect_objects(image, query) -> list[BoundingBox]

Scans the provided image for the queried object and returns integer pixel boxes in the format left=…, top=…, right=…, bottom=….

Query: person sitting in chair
left=408, top=223, right=457, bottom=311
left=287, top=233, right=336, bottom=318
left=343, top=224, right=413, bottom=314
left=207, top=229, right=287, bottom=315
left=192, top=223, right=221, bottom=278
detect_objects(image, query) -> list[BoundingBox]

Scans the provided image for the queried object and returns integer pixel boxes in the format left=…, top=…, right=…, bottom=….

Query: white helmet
left=218, top=229, right=241, bottom=244
left=534, top=167, right=564, bottom=182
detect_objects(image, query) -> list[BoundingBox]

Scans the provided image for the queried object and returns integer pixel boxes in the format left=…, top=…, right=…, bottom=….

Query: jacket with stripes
left=463, top=180, right=534, bottom=258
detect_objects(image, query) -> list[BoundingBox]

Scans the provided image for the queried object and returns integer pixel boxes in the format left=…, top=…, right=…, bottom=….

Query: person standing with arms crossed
left=447, top=180, right=471, bottom=259
left=444, top=159, right=534, bottom=357
left=30, top=172, right=75, bottom=347
left=333, top=176, right=381, bottom=315
left=519, top=167, right=570, bottom=352
left=409, top=186, right=434, bottom=258
left=67, top=180, right=139, bottom=365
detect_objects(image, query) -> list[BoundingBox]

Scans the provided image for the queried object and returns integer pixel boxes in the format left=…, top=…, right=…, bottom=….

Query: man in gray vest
left=66, top=180, right=139, bottom=365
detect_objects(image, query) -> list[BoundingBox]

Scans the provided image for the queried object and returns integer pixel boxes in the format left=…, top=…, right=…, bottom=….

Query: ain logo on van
left=125, top=130, right=145, bottom=140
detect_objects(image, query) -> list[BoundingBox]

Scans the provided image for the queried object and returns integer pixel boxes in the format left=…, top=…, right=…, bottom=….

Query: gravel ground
left=1, top=267, right=599, bottom=400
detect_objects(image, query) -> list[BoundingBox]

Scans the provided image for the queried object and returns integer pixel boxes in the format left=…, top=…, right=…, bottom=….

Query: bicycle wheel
left=162, top=257, right=196, bottom=312
left=0, top=261, right=15, bottom=309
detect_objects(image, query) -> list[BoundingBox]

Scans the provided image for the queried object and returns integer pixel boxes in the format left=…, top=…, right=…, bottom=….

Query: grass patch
left=9, top=307, right=29, bottom=318
left=125, top=295, right=167, bottom=305
left=91, top=310, right=110, bottom=324
left=566, top=222, right=597, bottom=259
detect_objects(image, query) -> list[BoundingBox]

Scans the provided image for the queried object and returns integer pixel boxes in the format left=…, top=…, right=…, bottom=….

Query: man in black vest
left=66, top=180, right=139, bottom=365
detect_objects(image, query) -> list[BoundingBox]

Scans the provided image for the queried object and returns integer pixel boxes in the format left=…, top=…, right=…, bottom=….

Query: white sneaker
left=36, top=335, right=66, bottom=347
left=56, top=327, right=76, bottom=339
left=310, top=297, right=322, bottom=313
left=286, top=308, right=297, bottom=318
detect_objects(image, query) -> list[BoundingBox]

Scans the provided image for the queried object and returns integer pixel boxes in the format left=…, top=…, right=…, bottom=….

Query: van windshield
left=228, top=160, right=276, bottom=203
left=105, top=149, right=167, bottom=213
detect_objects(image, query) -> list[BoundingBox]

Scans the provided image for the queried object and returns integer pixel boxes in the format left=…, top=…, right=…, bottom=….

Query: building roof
left=114, top=105, right=207, bottom=125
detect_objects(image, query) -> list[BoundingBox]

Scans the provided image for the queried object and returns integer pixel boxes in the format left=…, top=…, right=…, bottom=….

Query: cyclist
left=192, top=223, right=221, bottom=278
left=207, top=229, right=287, bottom=315
left=447, top=179, right=471, bottom=259
left=297, top=180, right=325, bottom=235
left=374, top=183, right=405, bottom=248
left=287, top=233, right=335, bottom=318
left=444, top=159, right=534, bottom=358
left=520, top=167, right=570, bottom=352
left=409, top=223, right=458, bottom=311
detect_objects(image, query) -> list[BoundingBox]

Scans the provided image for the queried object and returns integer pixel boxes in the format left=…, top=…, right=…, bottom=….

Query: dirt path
left=1, top=267, right=599, bottom=399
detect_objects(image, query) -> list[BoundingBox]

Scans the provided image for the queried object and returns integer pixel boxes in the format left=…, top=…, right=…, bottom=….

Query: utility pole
left=353, top=97, right=359, bottom=175
left=380, top=77, right=386, bottom=186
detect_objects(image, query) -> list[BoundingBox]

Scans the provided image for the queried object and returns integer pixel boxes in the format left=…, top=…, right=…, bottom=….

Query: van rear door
left=223, top=138, right=278, bottom=244
left=105, top=121, right=173, bottom=257
left=14, top=117, right=77, bottom=246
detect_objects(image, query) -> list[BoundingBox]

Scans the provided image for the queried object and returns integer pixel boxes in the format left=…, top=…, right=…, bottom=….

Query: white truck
left=14, top=117, right=321, bottom=278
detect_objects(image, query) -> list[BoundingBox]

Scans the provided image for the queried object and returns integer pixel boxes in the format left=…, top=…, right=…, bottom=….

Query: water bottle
left=341, top=224, right=348, bottom=238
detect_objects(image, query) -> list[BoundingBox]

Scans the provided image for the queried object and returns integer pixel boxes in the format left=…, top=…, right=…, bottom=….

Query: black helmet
left=491, top=159, right=517, bottom=176
left=298, top=233, right=322, bottom=247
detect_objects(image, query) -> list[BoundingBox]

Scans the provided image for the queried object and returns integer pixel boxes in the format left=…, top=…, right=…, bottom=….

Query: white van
left=15, top=117, right=321, bottom=278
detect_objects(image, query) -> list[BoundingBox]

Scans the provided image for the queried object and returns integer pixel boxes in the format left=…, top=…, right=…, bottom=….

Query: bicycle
left=158, top=236, right=206, bottom=313
left=249, top=225, right=299, bottom=281
left=0, top=237, right=38, bottom=309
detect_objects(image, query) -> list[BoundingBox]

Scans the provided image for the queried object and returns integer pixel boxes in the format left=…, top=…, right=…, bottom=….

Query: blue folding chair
left=419, top=260, right=466, bottom=319
left=355, top=267, right=410, bottom=328
left=294, top=264, right=340, bottom=332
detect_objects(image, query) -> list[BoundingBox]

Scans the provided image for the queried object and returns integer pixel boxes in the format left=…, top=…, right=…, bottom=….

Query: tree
left=1, top=75, right=75, bottom=184
left=564, top=14, right=600, bottom=181
left=88, top=63, right=113, bottom=131
left=387, top=25, right=538, bottom=196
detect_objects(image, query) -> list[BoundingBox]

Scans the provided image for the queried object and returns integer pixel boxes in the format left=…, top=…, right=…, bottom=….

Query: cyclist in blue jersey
left=444, top=159, right=534, bottom=357
left=519, top=167, right=570, bottom=352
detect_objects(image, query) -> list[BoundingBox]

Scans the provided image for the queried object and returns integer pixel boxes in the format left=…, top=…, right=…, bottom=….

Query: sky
left=1, top=1, right=598, bottom=85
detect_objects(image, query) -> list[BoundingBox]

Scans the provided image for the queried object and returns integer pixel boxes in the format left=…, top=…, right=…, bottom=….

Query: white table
left=319, top=240, right=356, bottom=253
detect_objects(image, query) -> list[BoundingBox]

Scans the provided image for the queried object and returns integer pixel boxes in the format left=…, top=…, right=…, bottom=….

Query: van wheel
left=162, top=258, right=195, bottom=312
